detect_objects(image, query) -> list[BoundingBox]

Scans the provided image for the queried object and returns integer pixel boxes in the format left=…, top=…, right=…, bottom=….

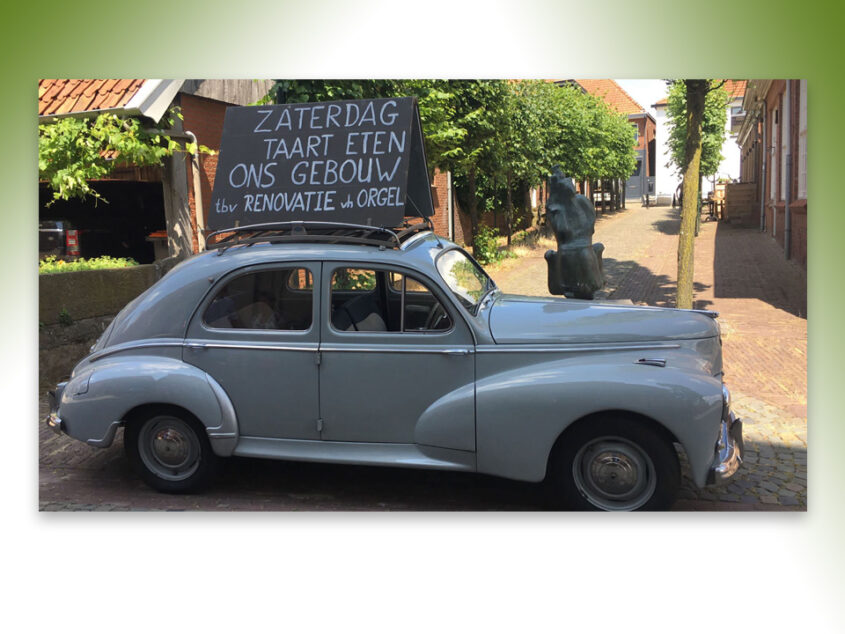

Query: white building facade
left=652, top=81, right=746, bottom=201
left=652, top=100, right=680, bottom=203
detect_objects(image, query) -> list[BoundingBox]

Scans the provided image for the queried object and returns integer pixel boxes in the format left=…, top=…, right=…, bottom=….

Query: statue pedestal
left=545, top=243, right=605, bottom=299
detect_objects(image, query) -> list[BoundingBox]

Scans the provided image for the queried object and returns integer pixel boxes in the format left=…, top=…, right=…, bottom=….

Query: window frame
left=196, top=262, right=319, bottom=335
left=434, top=247, right=496, bottom=317
left=326, top=263, right=457, bottom=336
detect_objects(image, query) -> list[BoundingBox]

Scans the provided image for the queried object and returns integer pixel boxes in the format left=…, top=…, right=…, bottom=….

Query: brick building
left=571, top=80, right=656, bottom=203
left=38, top=79, right=466, bottom=263
left=736, top=80, right=807, bottom=266
left=39, top=79, right=188, bottom=263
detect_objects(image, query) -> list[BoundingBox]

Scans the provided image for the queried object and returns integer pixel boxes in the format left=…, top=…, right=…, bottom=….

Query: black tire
left=546, top=417, right=680, bottom=511
left=124, top=407, right=220, bottom=494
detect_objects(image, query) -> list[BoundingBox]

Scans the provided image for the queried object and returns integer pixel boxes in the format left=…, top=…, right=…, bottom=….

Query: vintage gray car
left=46, top=221, right=742, bottom=511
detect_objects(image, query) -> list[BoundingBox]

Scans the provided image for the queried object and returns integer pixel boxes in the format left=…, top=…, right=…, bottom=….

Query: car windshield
left=436, top=249, right=495, bottom=313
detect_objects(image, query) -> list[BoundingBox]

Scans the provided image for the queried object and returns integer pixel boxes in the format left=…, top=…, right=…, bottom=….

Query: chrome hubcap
left=152, top=428, right=192, bottom=469
left=573, top=437, right=656, bottom=511
left=138, top=416, right=201, bottom=481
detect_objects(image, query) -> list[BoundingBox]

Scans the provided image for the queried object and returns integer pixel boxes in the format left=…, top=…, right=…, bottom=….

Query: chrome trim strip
left=186, top=341, right=318, bottom=352
left=476, top=343, right=682, bottom=353
left=91, top=339, right=321, bottom=360
left=88, top=340, right=184, bottom=362
left=320, top=345, right=474, bottom=355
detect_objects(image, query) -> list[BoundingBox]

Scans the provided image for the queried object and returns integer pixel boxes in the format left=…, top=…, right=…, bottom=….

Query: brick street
left=38, top=204, right=807, bottom=511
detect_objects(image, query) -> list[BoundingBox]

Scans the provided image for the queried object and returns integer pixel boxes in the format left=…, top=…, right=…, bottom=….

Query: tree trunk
left=468, top=167, right=479, bottom=251
left=677, top=80, right=708, bottom=309
left=522, top=182, right=532, bottom=227
left=602, top=180, right=607, bottom=214
left=505, top=170, right=514, bottom=245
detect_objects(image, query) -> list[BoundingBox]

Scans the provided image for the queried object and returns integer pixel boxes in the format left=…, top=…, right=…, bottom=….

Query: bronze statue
left=544, top=167, right=605, bottom=299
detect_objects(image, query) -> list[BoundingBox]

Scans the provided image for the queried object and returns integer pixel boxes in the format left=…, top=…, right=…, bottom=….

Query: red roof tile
left=75, top=93, right=95, bottom=111
left=651, top=80, right=745, bottom=108
left=575, top=79, right=645, bottom=115
left=723, top=79, right=747, bottom=99
left=39, top=79, right=146, bottom=117
left=56, top=80, right=77, bottom=101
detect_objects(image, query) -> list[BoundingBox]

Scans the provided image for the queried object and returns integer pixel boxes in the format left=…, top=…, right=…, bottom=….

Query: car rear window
left=204, top=267, right=313, bottom=330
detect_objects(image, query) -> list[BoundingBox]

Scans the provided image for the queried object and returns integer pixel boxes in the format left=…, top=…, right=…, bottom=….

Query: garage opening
left=39, top=181, right=167, bottom=264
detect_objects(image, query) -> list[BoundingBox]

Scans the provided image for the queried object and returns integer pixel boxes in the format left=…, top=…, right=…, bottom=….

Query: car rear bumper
left=45, top=383, right=66, bottom=436
left=706, top=412, right=743, bottom=485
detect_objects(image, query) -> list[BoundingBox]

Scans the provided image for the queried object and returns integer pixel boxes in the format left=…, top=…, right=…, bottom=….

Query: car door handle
left=442, top=348, right=472, bottom=356
left=185, top=342, right=207, bottom=351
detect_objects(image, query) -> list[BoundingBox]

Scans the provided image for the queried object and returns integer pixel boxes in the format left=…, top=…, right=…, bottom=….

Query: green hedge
left=473, top=226, right=504, bottom=265
left=39, top=255, right=139, bottom=275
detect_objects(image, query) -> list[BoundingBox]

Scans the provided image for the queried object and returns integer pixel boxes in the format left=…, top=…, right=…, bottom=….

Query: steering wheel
left=424, top=303, right=449, bottom=331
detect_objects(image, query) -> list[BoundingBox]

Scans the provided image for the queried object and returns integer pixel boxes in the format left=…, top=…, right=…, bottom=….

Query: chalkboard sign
left=208, top=96, right=434, bottom=230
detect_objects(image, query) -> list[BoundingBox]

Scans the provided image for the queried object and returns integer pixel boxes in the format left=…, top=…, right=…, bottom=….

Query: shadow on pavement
left=678, top=438, right=806, bottom=509
left=713, top=222, right=807, bottom=317
left=600, top=256, right=710, bottom=308
left=40, top=425, right=804, bottom=511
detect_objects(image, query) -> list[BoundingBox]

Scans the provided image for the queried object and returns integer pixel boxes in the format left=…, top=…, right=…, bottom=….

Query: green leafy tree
left=443, top=80, right=511, bottom=245
left=38, top=108, right=213, bottom=205
left=561, top=91, right=636, bottom=186
left=491, top=81, right=635, bottom=236
left=495, top=81, right=557, bottom=242
left=262, top=79, right=397, bottom=105
left=665, top=80, right=728, bottom=177
left=260, top=79, right=637, bottom=247
left=263, top=80, right=465, bottom=178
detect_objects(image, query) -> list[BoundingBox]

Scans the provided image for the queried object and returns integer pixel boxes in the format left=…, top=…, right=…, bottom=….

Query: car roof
left=198, top=229, right=451, bottom=272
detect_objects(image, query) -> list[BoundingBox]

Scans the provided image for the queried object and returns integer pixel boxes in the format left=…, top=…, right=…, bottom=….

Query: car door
left=318, top=263, right=476, bottom=451
left=184, top=262, right=321, bottom=440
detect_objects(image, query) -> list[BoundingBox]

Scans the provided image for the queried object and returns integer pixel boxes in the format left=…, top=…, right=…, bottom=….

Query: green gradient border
left=6, top=0, right=842, bottom=628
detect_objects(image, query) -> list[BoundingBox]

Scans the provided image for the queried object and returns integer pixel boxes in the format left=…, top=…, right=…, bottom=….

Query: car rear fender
left=57, top=354, right=238, bottom=456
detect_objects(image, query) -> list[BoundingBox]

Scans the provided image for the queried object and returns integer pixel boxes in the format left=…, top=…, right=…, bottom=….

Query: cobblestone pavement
left=38, top=204, right=806, bottom=511
left=490, top=204, right=807, bottom=510
left=38, top=396, right=549, bottom=511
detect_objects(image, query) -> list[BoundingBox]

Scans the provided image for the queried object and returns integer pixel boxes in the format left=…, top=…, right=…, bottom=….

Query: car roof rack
left=206, top=219, right=433, bottom=254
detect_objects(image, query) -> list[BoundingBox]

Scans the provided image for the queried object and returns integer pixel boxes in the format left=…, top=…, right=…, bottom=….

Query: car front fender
left=475, top=355, right=723, bottom=487
left=58, top=354, right=238, bottom=456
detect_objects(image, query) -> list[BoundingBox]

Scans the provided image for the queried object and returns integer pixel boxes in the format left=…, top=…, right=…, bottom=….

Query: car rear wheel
left=548, top=418, right=680, bottom=511
left=125, top=408, right=219, bottom=493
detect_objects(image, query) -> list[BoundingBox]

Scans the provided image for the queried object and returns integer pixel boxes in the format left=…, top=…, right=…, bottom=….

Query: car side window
left=204, top=267, right=313, bottom=330
left=330, top=268, right=452, bottom=333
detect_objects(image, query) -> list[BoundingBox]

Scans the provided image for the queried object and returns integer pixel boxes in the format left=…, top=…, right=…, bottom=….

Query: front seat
left=331, top=292, right=387, bottom=331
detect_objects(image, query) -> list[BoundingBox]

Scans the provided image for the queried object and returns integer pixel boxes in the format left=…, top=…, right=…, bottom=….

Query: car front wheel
left=548, top=418, right=680, bottom=511
left=125, top=408, right=219, bottom=494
